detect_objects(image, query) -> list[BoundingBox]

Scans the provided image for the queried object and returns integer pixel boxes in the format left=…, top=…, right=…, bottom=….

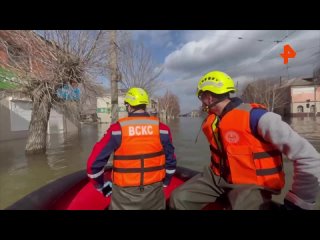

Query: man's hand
left=283, top=191, right=315, bottom=210
left=282, top=199, right=304, bottom=210
left=163, top=170, right=175, bottom=187
left=98, top=181, right=112, bottom=197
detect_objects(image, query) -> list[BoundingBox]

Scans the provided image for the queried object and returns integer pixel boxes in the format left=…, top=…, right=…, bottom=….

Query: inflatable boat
left=7, top=166, right=227, bottom=210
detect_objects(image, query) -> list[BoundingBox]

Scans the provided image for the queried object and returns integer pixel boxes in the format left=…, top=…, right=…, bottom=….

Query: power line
left=255, top=30, right=297, bottom=64
left=213, top=31, right=292, bottom=44
left=226, top=31, right=299, bottom=76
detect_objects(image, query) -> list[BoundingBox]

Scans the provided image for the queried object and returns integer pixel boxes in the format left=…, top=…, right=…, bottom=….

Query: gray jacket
left=258, top=112, right=320, bottom=209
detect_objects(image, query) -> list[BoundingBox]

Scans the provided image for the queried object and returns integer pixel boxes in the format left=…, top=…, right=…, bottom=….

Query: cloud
left=131, top=30, right=173, bottom=47
left=158, top=30, right=320, bottom=112
left=166, top=31, right=316, bottom=72
left=164, top=31, right=287, bottom=74
left=128, top=30, right=320, bottom=113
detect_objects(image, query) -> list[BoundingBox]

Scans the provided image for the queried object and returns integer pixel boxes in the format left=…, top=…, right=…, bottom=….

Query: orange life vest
left=202, top=103, right=285, bottom=191
left=113, top=116, right=165, bottom=188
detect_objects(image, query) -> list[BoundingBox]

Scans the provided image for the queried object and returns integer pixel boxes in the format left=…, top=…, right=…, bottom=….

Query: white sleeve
left=257, top=112, right=320, bottom=209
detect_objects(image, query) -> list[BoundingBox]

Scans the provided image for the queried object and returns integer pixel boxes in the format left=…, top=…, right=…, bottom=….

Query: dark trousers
left=110, top=182, right=165, bottom=210
left=170, top=166, right=277, bottom=210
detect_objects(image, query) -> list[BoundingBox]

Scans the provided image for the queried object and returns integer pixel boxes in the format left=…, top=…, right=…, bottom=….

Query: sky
left=128, top=30, right=320, bottom=114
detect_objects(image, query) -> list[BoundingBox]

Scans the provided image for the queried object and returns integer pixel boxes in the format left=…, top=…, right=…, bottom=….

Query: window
left=310, top=105, right=315, bottom=113
left=297, top=105, right=304, bottom=113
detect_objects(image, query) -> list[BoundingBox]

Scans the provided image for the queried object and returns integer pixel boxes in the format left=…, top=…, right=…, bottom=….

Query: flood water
left=1, top=117, right=320, bottom=209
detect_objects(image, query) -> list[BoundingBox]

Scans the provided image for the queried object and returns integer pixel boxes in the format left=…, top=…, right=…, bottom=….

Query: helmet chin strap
left=202, top=97, right=228, bottom=112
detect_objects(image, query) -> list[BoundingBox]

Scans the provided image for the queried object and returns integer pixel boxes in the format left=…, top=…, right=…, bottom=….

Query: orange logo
left=280, top=44, right=296, bottom=64
left=225, top=131, right=240, bottom=143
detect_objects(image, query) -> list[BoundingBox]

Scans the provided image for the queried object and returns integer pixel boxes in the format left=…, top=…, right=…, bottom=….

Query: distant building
left=289, top=78, right=319, bottom=117
left=179, top=110, right=200, bottom=117
left=96, top=89, right=127, bottom=123
left=190, top=110, right=200, bottom=117
left=79, top=84, right=106, bottom=123
left=261, top=77, right=320, bottom=118
left=96, top=89, right=159, bottom=123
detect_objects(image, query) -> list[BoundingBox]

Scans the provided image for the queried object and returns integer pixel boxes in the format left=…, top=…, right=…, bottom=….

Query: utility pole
left=279, top=76, right=282, bottom=87
left=236, top=81, right=239, bottom=97
left=108, top=30, right=121, bottom=123
left=314, top=77, right=317, bottom=117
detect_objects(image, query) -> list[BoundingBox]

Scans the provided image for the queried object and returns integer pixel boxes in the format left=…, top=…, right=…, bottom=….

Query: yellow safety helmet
left=124, top=87, right=149, bottom=106
left=197, top=71, right=236, bottom=97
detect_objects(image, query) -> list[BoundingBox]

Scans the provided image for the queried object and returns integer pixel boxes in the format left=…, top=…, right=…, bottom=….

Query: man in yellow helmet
left=170, top=70, right=320, bottom=210
left=87, top=87, right=177, bottom=210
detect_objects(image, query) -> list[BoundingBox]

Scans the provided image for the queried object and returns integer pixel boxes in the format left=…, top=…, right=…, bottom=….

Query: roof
left=286, top=77, right=317, bottom=87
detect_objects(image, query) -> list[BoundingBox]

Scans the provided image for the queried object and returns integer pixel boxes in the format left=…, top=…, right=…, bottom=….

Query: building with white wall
left=0, top=94, right=78, bottom=142
left=96, top=89, right=159, bottom=123
left=290, top=78, right=320, bottom=117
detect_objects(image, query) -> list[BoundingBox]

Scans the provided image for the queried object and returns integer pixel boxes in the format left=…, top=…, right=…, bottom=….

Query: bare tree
left=0, top=30, right=108, bottom=153
left=312, top=65, right=320, bottom=116
left=242, top=77, right=291, bottom=112
left=117, top=35, right=163, bottom=95
left=158, top=90, right=180, bottom=119
left=313, top=64, right=320, bottom=83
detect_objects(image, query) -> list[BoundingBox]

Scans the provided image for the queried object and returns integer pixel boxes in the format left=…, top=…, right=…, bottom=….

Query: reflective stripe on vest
left=203, top=103, right=285, bottom=190
left=202, top=114, right=225, bottom=177
left=113, top=116, right=165, bottom=188
left=254, top=150, right=283, bottom=176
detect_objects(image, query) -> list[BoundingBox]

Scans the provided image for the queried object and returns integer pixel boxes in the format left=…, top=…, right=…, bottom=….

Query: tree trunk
left=109, top=30, right=119, bottom=123
left=25, top=91, right=51, bottom=153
